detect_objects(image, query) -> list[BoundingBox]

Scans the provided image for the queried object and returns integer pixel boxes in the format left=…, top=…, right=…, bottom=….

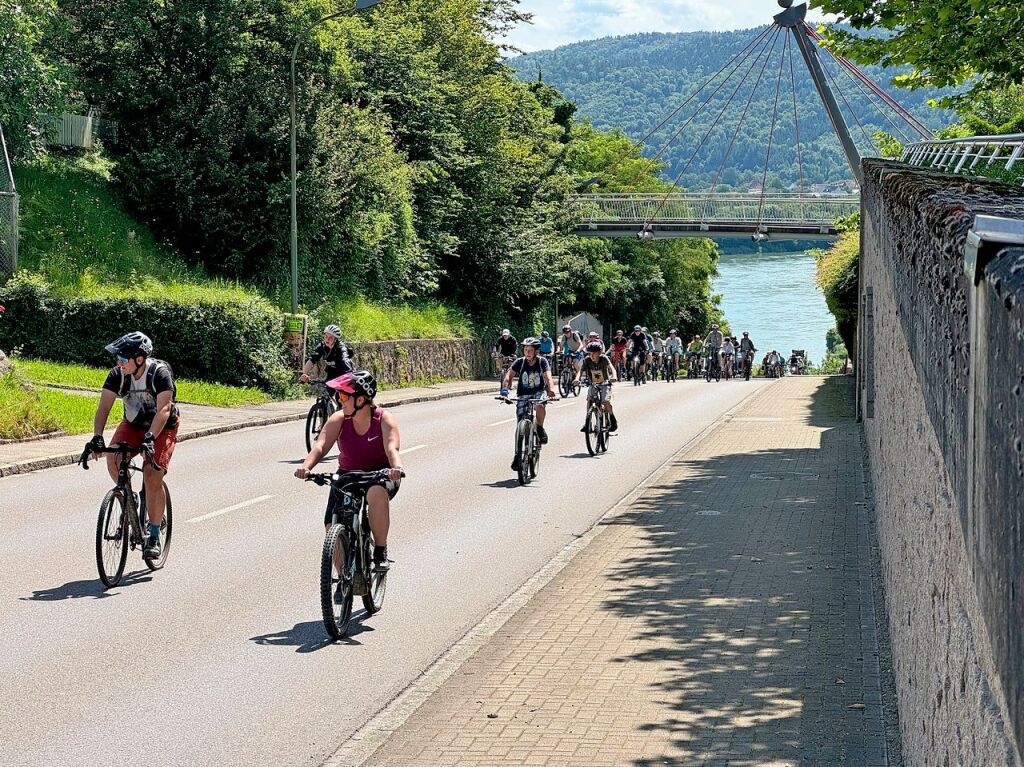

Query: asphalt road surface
left=0, top=375, right=768, bottom=767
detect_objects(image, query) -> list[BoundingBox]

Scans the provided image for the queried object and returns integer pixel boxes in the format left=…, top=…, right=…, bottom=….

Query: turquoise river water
left=712, top=246, right=835, bottom=366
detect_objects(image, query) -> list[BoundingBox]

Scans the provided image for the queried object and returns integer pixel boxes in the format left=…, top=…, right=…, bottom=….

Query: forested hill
left=511, top=28, right=953, bottom=190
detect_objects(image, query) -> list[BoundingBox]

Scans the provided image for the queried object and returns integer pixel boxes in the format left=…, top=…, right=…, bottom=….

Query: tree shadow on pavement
left=591, top=377, right=890, bottom=766
left=250, top=616, right=376, bottom=652
left=22, top=570, right=153, bottom=601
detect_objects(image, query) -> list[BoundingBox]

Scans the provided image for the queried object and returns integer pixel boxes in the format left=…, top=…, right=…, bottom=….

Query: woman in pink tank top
left=295, top=371, right=403, bottom=572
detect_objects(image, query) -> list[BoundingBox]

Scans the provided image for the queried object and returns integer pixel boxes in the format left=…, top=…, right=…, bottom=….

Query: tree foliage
left=814, top=0, right=1024, bottom=96
left=0, top=0, right=74, bottom=160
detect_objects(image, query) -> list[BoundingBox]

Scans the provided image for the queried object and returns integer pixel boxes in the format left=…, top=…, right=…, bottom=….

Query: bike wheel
left=140, top=483, right=173, bottom=571
left=596, top=410, right=607, bottom=453
left=515, top=419, right=531, bottom=486
left=558, top=367, right=571, bottom=398
left=572, top=377, right=582, bottom=397
left=321, top=524, right=354, bottom=639
left=96, top=489, right=129, bottom=588
left=305, top=400, right=328, bottom=453
left=361, top=533, right=387, bottom=616
left=585, top=406, right=597, bottom=456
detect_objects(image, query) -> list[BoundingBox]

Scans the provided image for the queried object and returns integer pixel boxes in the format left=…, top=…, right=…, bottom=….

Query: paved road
left=0, top=377, right=767, bottom=767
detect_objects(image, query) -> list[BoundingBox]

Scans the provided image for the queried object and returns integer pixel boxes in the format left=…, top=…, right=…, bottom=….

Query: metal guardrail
left=0, top=124, right=17, bottom=277
left=901, top=134, right=1024, bottom=186
left=572, top=193, right=860, bottom=226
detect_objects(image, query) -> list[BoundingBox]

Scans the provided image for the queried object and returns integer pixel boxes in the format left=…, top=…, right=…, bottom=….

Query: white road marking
left=188, top=494, right=275, bottom=524
left=402, top=444, right=428, bottom=454
left=489, top=417, right=516, bottom=427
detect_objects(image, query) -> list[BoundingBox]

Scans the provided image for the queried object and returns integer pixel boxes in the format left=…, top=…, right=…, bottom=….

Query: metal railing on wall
left=901, top=134, right=1024, bottom=186
left=0, top=124, right=17, bottom=279
left=572, top=193, right=860, bottom=225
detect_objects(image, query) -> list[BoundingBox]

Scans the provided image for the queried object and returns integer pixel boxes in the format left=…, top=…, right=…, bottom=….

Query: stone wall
left=346, top=338, right=491, bottom=388
left=859, top=159, right=1024, bottom=766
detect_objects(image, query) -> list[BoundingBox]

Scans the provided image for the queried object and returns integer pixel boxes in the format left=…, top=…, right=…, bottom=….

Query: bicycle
left=497, top=394, right=556, bottom=485
left=583, top=383, right=612, bottom=456
left=558, top=353, right=583, bottom=398
left=687, top=353, right=702, bottom=379
left=306, top=468, right=402, bottom=639
left=722, top=353, right=734, bottom=380
left=497, top=354, right=517, bottom=382
left=79, top=443, right=172, bottom=588
left=704, top=347, right=722, bottom=383
left=740, top=351, right=754, bottom=381
left=664, top=352, right=678, bottom=383
left=626, top=353, right=640, bottom=386
left=650, top=352, right=662, bottom=381
left=305, top=379, right=337, bottom=453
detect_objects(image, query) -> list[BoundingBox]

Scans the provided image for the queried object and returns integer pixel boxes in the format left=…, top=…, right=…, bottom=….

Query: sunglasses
left=116, top=355, right=130, bottom=364
left=338, top=391, right=351, bottom=402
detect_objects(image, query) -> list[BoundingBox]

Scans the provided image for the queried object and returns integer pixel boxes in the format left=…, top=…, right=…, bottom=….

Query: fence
left=46, top=111, right=118, bottom=150
left=572, top=193, right=860, bottom=225
left=901, top=133, right=1024, bottom=187
left=0, top=124, right=17, bottom=278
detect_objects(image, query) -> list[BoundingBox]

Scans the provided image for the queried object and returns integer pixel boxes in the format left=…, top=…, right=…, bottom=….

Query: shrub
left=309, top=297, right=474, bottom=344
left=0, top=273, right=290, bottom=391
left=814, top=229, right=860, bottom=353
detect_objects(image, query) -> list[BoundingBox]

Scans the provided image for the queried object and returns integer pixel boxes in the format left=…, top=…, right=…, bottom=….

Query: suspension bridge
left=572, top=1, right=934, bottom=241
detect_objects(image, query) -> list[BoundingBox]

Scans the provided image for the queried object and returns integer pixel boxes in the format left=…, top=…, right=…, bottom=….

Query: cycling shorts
left=562, top=349, right=584, bottom=360
left=588, top=382, right=612, bottom=403
left=324, top=476, right=400, bottom=526
left=111, top=420, right=179, bottom=471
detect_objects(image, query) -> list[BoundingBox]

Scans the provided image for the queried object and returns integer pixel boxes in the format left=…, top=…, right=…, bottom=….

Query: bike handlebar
left=79, top=442, right=164, bottom=472
left=495, top=394, right=559, bottom=403
left=305, top=467, right=406, bottom=488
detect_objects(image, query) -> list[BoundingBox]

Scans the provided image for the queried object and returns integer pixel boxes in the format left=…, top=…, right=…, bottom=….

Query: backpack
left=117, top=359, right=178, bottom=411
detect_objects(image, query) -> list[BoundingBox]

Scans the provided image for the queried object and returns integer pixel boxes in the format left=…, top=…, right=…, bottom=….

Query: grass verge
left=14, top=359, right=273, bottom=408
left=0, top=373, right=60, bottom=440
left=314, top=297, right=473, bottom=341
left=36, top=388, right=125, bottom=436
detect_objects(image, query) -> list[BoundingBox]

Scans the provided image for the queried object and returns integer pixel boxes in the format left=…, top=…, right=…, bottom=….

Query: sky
left=505, top=0, right=831, bottom=53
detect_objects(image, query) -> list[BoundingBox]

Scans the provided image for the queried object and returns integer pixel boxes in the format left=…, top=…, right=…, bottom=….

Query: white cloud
left=506, top=0, right=832, bottom=52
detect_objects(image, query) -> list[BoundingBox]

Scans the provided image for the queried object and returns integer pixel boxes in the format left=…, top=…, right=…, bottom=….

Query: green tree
left=813, top=0, right=1024, bottom=96
left=0, top=0, right=74, bottom=159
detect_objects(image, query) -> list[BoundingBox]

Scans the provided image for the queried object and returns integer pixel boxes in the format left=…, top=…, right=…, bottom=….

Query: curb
left=323, top=380, right=775, bottom=767
left=0, top=383, right=494, bottom=479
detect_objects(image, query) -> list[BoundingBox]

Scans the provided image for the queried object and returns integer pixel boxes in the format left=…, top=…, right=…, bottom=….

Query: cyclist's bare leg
left=366, top=485, right=391, bottom=547
left=142, top=463, right=166, bottom=526
left=535, top=402, right=547, bottom=428
left=104, top=453, right=119, bottom=485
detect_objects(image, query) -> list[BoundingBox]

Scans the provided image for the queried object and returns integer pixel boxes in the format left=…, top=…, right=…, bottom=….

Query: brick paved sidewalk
left=358, top=376, right=900, bottom=767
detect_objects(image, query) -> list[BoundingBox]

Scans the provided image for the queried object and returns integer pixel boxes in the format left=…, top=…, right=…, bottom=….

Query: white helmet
left=324, top=324, right=342, bottom=340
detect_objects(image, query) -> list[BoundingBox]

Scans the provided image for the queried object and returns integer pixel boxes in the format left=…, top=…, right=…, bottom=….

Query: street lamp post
left=289, top=0, right=384, bottom=314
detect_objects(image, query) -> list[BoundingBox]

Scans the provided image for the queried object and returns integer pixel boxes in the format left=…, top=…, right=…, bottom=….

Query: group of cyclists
left=82, top=320, right=764, bottom=601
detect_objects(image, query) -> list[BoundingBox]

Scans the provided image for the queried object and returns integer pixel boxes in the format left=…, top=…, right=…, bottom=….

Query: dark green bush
left=0, top=273, right=289, bottom=391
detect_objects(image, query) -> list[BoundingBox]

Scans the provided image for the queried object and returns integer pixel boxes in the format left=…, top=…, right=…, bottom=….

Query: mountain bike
left=650, top=352, right=662, bottom=381
left=631, top=353, right=644, bottom=386
left=663, top=352, right=678, bottom=382
left=79, top=443, right=172, bottom=588
left=704, top=347, right=722, bottom=383
left=497, top=393, right=556, bottom=485
left=497, top=354, right=517, bottom=381
left=583, top=383, right=612, bottom=456
left=306, top=468, right=402, bottom=639
left=741, top=351, right=754, bottom=381
left=558, top=353, right=583, bottom=398
left=687, top=353, right=702, bottom=379
left=305, top=380, right=336, bottom=452
left=722, top=353, right=734, bottom=380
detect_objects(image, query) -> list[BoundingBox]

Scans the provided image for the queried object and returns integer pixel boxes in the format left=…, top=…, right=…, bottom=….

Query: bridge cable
left=622, top=24, right=776, bottom=192
left=825, top=51, right=928, bottom=141
left=708, top=25, right=785, bottom=195
left=755, top=27, right=789, bottom=229
left=595, top=25, right=775, bottom=192
left=642, top=25, right=783, bottom=232
left=819, top=44, right=915, bottom=145
left=787, top=32, right=805, bottom=196
left=814, top=35, right=878, bottom=151
left=805, top=25, right=931, bottom=139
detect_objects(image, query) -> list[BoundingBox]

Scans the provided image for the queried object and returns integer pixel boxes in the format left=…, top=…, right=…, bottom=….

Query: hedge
left=0, top=273, right=290, bottom=392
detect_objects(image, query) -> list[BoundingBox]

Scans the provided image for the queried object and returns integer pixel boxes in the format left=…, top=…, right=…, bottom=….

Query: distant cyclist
left=558, top=325, right=585, bottom=376
left=686, top=334, right=703, bottom=372
left=493, top=328, right=518, bottom=377
left=300, top=324, right=353, bottom=387
left=651, top=331, right=665, bottom=373
left=585, top=331, right=604, bottom=352
left=721, top=336, right=736, bottom=378
left=576, top=342, right=619, bottom=433
left=628, top=325, right=649, bottom=382
left=538, top=330, right=555, bottom=366
left=295, top=371, right=403, bottom=573
left=609, top=330, right=628, bottom=373
left=501, top=337, right=557, bottom=471
left=739, top=332, right=757, bottom=376
left=665, top=330, right=683, bottom=372
left=86, top=332, right=179, bottom=562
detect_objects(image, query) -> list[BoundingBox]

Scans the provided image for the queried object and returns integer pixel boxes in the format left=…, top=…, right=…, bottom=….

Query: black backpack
left=117, top=358, right=178, bottom=406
